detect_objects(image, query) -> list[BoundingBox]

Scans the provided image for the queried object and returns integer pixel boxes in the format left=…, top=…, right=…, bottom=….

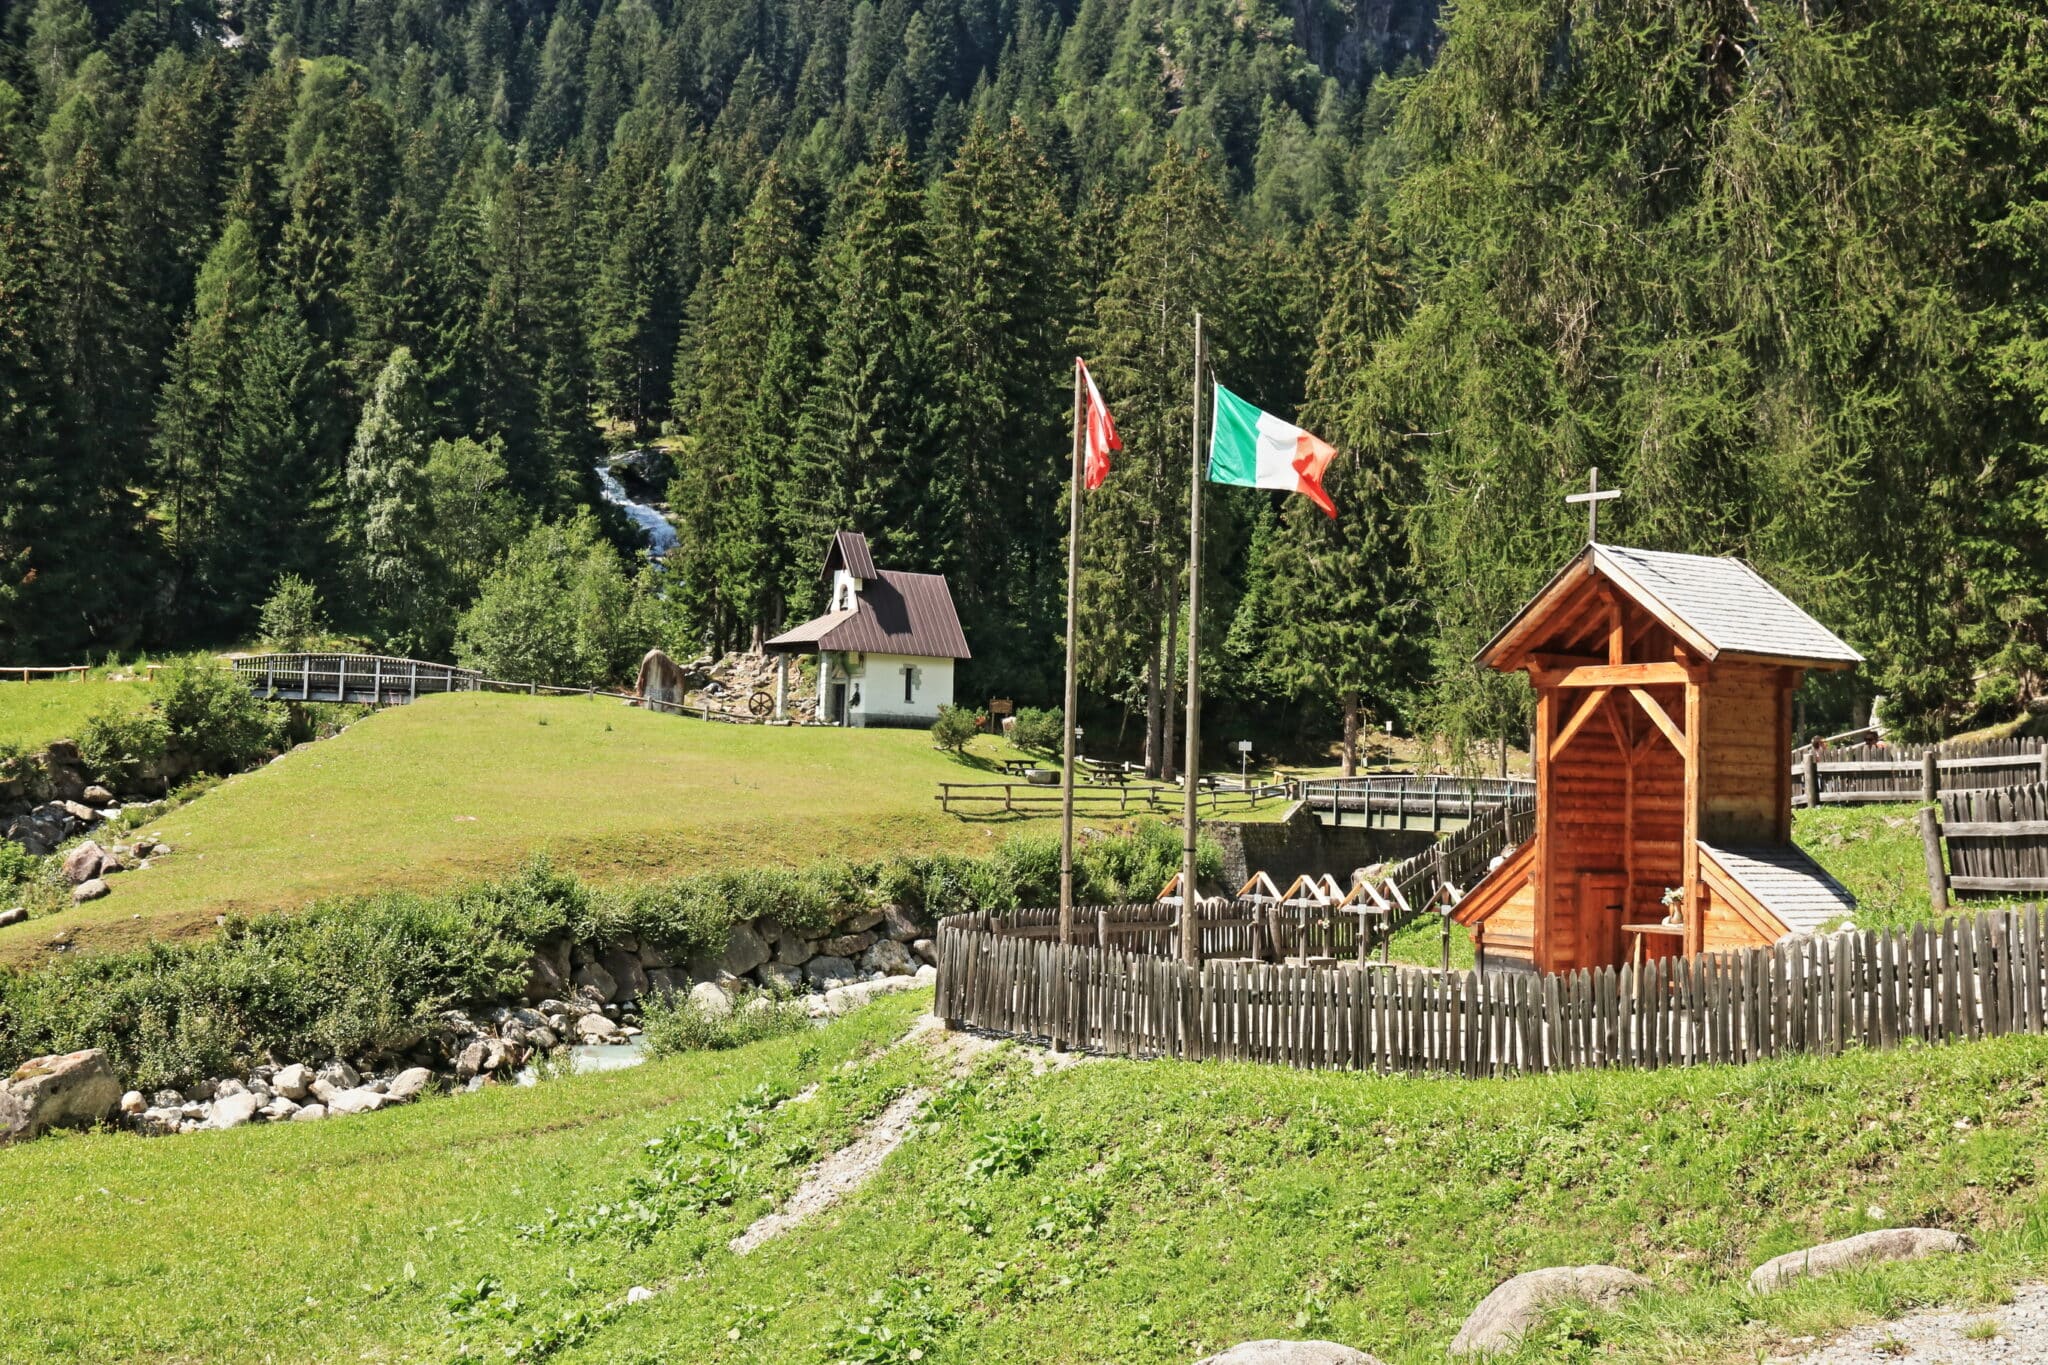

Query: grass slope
left=0, top=679, right=148, bottom=752
left=2, top=990, right=2044, bottom=1363
left=0, top=693, right=1077, bottom=964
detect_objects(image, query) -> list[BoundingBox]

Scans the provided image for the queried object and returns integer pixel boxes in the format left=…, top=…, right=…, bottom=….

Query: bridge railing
left=232, top=653, right=483, bottom=704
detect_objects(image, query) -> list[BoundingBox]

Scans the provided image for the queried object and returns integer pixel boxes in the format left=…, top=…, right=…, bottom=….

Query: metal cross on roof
left=1565, top=465, right=1621, bottom=542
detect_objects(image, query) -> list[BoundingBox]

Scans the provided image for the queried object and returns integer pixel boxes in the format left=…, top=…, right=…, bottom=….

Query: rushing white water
left=596, top=463, right=680, bottom=558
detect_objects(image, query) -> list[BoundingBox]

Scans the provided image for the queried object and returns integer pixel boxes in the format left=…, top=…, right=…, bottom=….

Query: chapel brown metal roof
left=766, top=566, right=971, bottom=660
left=822, top=530, right=878, bottom=583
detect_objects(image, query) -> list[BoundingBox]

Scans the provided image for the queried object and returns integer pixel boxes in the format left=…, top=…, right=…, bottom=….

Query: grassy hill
left=0, top=677, right=150, bottom=753
left=1, top=988, right=2043, bottom=1363
left=0, top=693, right=1094, bottom=965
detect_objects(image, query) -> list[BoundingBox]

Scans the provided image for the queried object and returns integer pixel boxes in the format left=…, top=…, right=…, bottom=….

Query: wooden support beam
left=1682, top=679, right=1704, bottom=958
left=1627, top=687, right=1687, bottom=752
left=1537, top=661, right=1692, bottom=689
left=1548, top=688, right=1612, bottom=761
left=1606, top=596, right=1626, bottom=666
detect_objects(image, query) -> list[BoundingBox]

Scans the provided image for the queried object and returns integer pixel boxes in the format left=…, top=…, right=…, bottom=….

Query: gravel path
left=1777, top=1284, right=2048, bottom=1363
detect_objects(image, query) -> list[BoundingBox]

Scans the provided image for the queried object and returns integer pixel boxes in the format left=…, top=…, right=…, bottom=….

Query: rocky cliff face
left=1289, top=0, right=1442, bottom=84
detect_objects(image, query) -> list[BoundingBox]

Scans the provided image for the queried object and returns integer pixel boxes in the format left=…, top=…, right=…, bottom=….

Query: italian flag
left=1208, top=383, right=1338, bottom=518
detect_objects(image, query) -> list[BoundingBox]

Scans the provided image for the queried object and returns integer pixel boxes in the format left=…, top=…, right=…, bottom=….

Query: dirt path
left=1775, top=1283, right=2048, bottom=1363
left=727, top=1015, right=1081, bottom=1255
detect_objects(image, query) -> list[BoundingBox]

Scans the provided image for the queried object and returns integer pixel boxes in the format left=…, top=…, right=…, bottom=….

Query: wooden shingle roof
left=1479, top=543, right=1862, bottom=670
left=1700, top=843, right=1857, bottom=937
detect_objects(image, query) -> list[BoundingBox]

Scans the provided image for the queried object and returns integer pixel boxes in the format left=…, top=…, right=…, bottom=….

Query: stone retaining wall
left=1208, top=802, right=1439, bottom=889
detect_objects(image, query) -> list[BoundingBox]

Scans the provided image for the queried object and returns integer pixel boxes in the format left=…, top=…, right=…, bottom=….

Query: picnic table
left=1081, top=758, right=1134, bottom=785
left=997, top=758, right=1042, bottom=777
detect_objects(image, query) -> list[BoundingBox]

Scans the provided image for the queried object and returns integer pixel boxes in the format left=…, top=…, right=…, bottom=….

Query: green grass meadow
left=2, top=988, right=2045, bottom=1363
left=0, top=692, right=1078, bottom=964
left=0, top=677, right=150, bottom=753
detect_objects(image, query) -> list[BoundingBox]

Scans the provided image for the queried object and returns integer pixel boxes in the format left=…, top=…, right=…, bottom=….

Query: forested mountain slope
left=0, top=0, right=2041, bottom=761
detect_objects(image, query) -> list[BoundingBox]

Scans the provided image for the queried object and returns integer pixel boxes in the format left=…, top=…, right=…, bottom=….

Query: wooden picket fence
left=1937, top=782, right=2048, bottom=897
left=1791, top=736, right=2048, bottom=807
left=935, top=906, right=2048, bottom=1074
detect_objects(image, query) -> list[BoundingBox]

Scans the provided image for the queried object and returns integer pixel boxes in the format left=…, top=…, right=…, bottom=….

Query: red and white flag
left=1078, top=358, right=1120, bottom=490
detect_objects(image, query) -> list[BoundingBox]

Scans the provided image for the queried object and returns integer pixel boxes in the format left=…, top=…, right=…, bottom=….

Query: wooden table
left=1622, top=921, right=1685, bottom=970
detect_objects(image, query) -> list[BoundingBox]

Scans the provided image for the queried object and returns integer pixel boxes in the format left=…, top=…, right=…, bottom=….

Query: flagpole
left=1180, top=313, right=1205, bottom=969
left=1059, top=359, right=1084, bottom=945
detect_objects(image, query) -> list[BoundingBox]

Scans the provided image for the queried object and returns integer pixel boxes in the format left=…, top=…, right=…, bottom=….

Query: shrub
left=77, top=703, right=170, bottom=788
left=1010, top=706, right=1062, bottom=753
left=155, top=657, right=286, bottom=774
left=639, top=988, right=810, bottom=1057
left=0, top=840, right=35, bottom=890
left=455, top=512, right=654, bottom=687
left=257, top=574, right=324, bottom=649
left=931, top=703, right=979, bottom=753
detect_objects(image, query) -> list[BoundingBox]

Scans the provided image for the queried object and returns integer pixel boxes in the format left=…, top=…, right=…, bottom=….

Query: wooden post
left=1179, top=312, right=1206, bottom=969
left=1802, top=751, right=1819, bottom=809
left=1921, top=751, right=1939, bottom=804
left=1919, top=806, right=1950, bottom=914
left=1682, top=673, right=1704, bottom=959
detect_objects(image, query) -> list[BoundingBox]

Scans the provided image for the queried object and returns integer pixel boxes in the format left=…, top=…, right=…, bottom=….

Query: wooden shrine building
left=1452, top=544, right=1863, bottom=975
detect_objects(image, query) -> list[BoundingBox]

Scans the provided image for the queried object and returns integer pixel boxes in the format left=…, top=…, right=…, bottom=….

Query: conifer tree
left=586, top=113, right=679, bottom=433
left=345, top=344, right=433, bottom=643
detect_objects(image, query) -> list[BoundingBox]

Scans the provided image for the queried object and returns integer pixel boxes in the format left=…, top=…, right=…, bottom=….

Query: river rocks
left=273, top=1064, right=312, bottom=1100
left=600, top=947, right=649, bottom=1001
left=71, top=877, right=109, bottom=904
left=119, top=1089, right=145, bottom=1116
left=317, top=1060, right=360, bottom=1090
left=571, top=959, right=618, bottom=1003
left=82, top=784, right=115, bottom=806
left=912, top=938, right=938, bottom=965
left=689, top=980, right=735, bottom=1018
left=61, top=840, right=106, bottom=883
left=291, top=1103, right=327, bottom=1122
left=387, top=1067, right=434, bottom=1102
left=805, top=954, right=860, bottom=990
left=1450, top=1266, right=1652, bottom=1356
left=1748, top=1229, right=1973, bottom=1294
left=1195, top=1343, right=1385, bottom=1365
left=757, top=962, right=805, bottom=994
left=326, top=1088, right=387, bottom=1116
left=207, top=1092, right=261, bottom=1129
left=0, top=1048, right=121, bottom=1142
left=861, top=940, right=916, bottom=977
left=821, top=931, right=876, bottom=958
left=575, top=1012, right=621, bottom=1042
left=689, top=922, right=772, bottom=979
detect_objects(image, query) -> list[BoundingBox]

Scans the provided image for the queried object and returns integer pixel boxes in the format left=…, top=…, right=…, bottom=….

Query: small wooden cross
left=1565, top=466, right=1621, bottom=543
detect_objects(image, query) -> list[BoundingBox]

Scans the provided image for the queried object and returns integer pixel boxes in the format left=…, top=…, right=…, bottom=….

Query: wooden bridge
left=232, top=653, right=483, bottom=705
left=1295, top=774, right=1535, bottom=829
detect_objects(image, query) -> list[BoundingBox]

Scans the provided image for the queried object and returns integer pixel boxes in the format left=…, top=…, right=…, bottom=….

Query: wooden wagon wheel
left=747, top=689, right=775, bottom=717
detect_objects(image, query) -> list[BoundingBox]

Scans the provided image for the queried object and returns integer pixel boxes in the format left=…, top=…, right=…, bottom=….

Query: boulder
left=207, top=1092, right=262, bottom=1130
left=326, top=1088, right=387, bottom=1115
left=881, top=905, right=924, bottom=942
left=915, top=964, right=938, bottom=986
left=119, top=1089, right=145, bottom=1116
left=82, top=785, right=116, bottom=806
left=571, top=959, right=618, bottom=1004
left=455, top=1041, right=494, bottom=1078
left=71, top=877, right=110, bottom=904
left=261, top=1097, right=302, bottom=1122
left=756, top=962, right=806, bottom=994
left=1449, top=1266, right=1651, bottom=1356
left=861, top=940, right=916, bottom=977
left=385, top=1067, right=434, bottom=1103
left=317, top=1060, right=360, bottom=1090
left=1747, top=1229, right=1973, bottom=1294
left=600, top=947, right=650, bottom=1001
left=290, top=1103, right=327, bottom=1122
left=912, top=938, right=938, bottom=965
left=1194, top=1343, right=1384, bottom=1365
left=687, top=922, right=772, bottom=980
left=58, top=800, right=97, bottom=825
left=805, top=955, right=860, bottom=991
left=818, top=974, right=927, bottom=1016
left=821, top=932, right=877, bottom=959
left=0, top=907, right=26, bottom=928
left=60, top=840, right=106, bottom=884
left=524, top=943, right=570, bottom=1002
left=574, top=1013, right=620, bottom=1042
left=643, top=968, right=681, bottom=998
left=688, top=981, right=735, bottom=1019
left=636, top=942, right=671, bottom=970
left=0, top=1048, right=122, bottom=1142
left=138, top=1106, right=182, bottom=1134
left=774, top=933, right=816, bottom=967
left=840, top=908, right=886, bottom=933
left=272, top=1064, right=312, bottom=1101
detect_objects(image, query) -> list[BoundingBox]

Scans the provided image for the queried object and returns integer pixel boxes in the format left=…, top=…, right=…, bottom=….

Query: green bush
left=455, top=512, right=654, bottom=687
left=0, top=839, right=35, bottom=890
left=639, top=987, right=810, bottom=1056
left=77, top=703, right=170, bottom=788
left=257, top=574, right=324, bottom=649
left=931, top=703, right=979, bottom=753
left=1009, top=706, right=1062, bottom=753
left=156, top=657, right=286, bottom=774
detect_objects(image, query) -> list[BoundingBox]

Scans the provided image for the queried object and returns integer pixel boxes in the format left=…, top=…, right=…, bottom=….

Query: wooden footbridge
left=232, top=653, right=484, bottom=705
